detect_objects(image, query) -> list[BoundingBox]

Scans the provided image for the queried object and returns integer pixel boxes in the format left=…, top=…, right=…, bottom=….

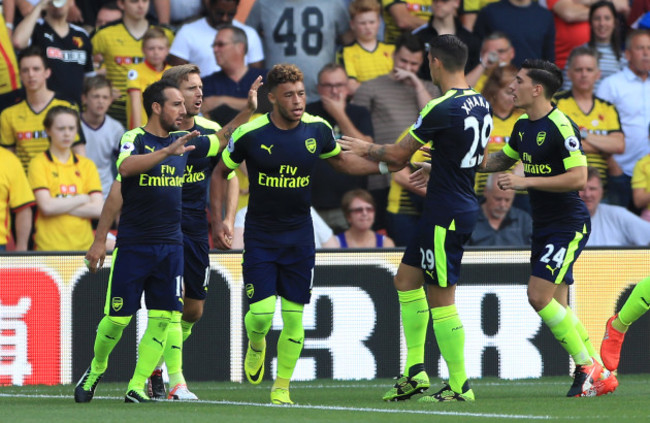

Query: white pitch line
left=0, top=393, right=552, bottom=420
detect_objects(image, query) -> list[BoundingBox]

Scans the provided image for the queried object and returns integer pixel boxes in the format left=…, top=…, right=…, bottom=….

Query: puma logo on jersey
left=519, top=131, right=524, bottom=141
left=261, top=144, right=274, bottom=154
left=44, top=33, right=54, bottom=42
left=145, top=145, right=155, bottom=153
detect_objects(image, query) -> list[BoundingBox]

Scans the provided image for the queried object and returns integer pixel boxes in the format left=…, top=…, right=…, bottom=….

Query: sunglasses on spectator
left=349, top=206, right=375, bottom=214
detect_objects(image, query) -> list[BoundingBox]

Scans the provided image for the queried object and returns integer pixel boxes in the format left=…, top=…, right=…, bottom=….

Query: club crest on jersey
left=536, top=132, right=546, bottom=146
left=120, top=142, right=134, bottom=153
left=305, top=138, right=317, bottom=154
left=245, top=283, right=255, bottom=299
left=111, top=297, right=123, bottom=312
left=227, top=137, right=235, bottom=153
left=564, top=136, right=580, bottom=152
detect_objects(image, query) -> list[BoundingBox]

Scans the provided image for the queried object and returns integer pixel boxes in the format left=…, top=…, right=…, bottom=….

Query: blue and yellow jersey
left=181, top=116, right=222, bottom=239
left=221, top=112, right=340, bottom=247
left=92, top=21, right=174, bottom=124
left=126, top=61, right=172, bottom=129
left=115, top=127, right=219, bottom=246
left=0, top=96, right=82, bottom=172
left=554, top=90, right=622, bottom=184
left=474, top=109, right=524, bottom=196
left=381, top=0, right=431, bottom=44
left=410, top=88, right=492, bottom=231
left=503, top=108, right=589, bottom=229
left=340, top=41, right=394, bottom=83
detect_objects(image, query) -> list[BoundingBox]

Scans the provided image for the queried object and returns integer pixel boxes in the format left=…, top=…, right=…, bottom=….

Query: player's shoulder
left=548, top=107, right=575, bottom=129
left=69, top=23, right=90, bottom=38
left=93, top=19, right=124, bottom=37
left=0, top=146, right=21, bottom=165
left=194, top=115, right=222, bottom=133
left=1, top=99, right=27, bottom=116
left=301, top=112, right=333, bottom=129
left=119, top=127, right=145, bottom=145
left=593, top=95, right=617, bottom=110
left=232, top=113, right=271, bottom=140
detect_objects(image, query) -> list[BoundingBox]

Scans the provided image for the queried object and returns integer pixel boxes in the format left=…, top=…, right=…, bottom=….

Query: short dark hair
left=427, top=34, right=468, bottom=72
left=18, top=45, right=48, bottom=69
left=394, top=32, right=425, bottom=55
left=587, top=166, right=602, bottom=183
left=566, top=45, right=600, bottom=69
left=521, top=59, right=563, bottom=99
left=215, top=24, right=248, bottom=54
left=317, top=63, right=346, bottom=82
left=341, top=189, right=375, bottom=215
left=266, top=64, right=303, bottom=92
left=143, top=79, right=179, bottom=118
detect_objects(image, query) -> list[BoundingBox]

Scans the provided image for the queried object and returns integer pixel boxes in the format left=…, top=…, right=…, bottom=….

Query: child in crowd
left=126, top=26, right=172, bottom=129
left=340, top=0, right=394, bottom=95
left=91, top=0, right=173, bottom=126
left=80, top=75, right=124, bottom=199
left=28, top=106, right=103, bottom=251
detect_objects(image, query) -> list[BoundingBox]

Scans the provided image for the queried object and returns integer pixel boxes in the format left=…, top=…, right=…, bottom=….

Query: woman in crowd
left=337, top=189, right=394, bottom=248
left=28, top=106, right=103, bottom=251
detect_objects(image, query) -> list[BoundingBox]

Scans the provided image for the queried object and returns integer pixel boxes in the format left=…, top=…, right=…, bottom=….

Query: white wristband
left=378, top=161, right=390, bottom=175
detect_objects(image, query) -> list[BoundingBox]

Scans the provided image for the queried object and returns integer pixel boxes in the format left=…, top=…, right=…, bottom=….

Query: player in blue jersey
left=214, top=63, right=387, bottom=405
left=479, top=59, right=616, bottom=397
left=82, top=66, right=261, bottom=401
left=339, top=34, right=491, bottom=402
left=75, top=79, right=223, bottom=403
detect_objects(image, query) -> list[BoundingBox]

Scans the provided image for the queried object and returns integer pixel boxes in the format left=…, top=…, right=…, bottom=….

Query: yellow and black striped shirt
left=554, top=90, right=622, bottom=183
left=91, top=21, right=174, bottom=126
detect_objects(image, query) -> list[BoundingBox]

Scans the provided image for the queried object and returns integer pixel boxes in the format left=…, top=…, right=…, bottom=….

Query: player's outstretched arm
left=339, top=133, right=419, bottom=166
left=215, top=76, right=263, bottom=149
left=478, top=150, right=518, bottom=173
left=119, top=131, right=199, bottom=177
left=498, top=165, right=587, bottom=192
left=210, top=160, right=238, bottom=250
left=85, top=181, right=123, bottom=273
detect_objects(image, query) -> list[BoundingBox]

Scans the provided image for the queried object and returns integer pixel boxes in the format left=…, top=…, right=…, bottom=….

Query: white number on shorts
left=460, top=114, right=493, bottom=168
left=540, top=244, right=567, bottom=268
left=420, top=247, right=435, bottom=270
left=175, top=275, right=183, bottom=297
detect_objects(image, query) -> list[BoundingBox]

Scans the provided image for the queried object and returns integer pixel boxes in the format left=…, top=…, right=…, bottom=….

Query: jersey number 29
left=461, top=114, right=493, bottom=168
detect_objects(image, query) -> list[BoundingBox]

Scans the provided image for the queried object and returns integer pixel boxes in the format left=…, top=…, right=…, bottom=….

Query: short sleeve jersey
left=0, top=97, right=83, bottom=172
left=31, top=19, right=94, bottom=103
left=0, top=14, right=21, bottom=95
left=0, top=147, right=35, bottom=245
left=92, top=21, right=174, bottom=105
left=115, top=128, right=219, bottom=246
left=340, top=42, right=394, bottom=83
left=502, top=108, right=589, bottom=229
left=28, top=151, right=102, bottom=251
left=221, top=113, right=341, bottom=247
left=409, top=88, right=493, bottom=231
left=181, top=116, right=222, bottom=239
left=554, top=90, right=622, bottom=184
left=125, top=61, right=172, bottom=129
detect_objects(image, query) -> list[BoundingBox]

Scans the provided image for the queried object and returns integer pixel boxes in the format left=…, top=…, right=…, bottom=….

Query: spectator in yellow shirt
left=28, top=106, right=103, bottom=251
left=126, top=26, right=172, bottom=129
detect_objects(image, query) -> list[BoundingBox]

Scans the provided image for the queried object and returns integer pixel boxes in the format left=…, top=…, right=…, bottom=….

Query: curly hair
left=266, top=64, right=304, bottom=92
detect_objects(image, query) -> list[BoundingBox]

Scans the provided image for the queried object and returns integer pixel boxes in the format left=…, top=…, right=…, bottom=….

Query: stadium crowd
left=1, top=0, right=649, bottom=405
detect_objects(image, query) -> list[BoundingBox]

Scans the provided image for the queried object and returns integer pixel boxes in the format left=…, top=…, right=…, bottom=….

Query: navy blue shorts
left=106, top=244, right=184, bottom=316
left=183, top=236, right=210, bottom=300
left=531, top=223, right=590, bottom=285
left=402, top=222, right=472, bottom=287
left=242, top=245, right=315, bottom=304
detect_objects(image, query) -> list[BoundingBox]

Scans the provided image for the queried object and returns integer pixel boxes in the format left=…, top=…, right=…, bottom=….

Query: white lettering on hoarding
left=0, top=298, right=33, bottom=385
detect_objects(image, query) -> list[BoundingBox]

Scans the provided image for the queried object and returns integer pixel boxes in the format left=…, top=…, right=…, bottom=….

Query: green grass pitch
left=1, top=376, right=649, bottom=422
